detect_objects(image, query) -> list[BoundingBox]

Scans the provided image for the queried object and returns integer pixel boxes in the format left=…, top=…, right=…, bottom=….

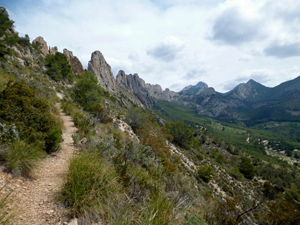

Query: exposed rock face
left=88, top=51, right=116, bottom=92
left=49, top=46, right=58, bottom=55
left=116, top=70, right=177, bottom=107
left=32, top=36, right=48, bottom=54
left=32, top=36, right=58, bottom=55
left=179, top=82, right=208, bottom=95
left=226, top=79, right=269, bottom=101
left=63, top=49, right=84, bottom=75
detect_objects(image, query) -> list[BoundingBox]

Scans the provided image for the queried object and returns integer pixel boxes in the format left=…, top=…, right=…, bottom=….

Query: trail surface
left=0, top=103, right=77, bottom=224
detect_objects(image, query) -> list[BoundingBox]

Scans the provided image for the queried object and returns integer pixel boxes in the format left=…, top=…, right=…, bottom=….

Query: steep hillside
left=1, top=6, right=300, bottom=225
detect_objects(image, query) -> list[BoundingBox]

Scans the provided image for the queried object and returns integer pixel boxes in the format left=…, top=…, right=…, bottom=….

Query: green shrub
left=165, top=121, right=195, bottom=149
left=61, top=100, right=78, bottom=116
left=0, top=7, right=14, bottom=36
left=72, top=110, right=94, bottom=134
left=18, top=34, right=30, bottom=47
left=138, top=192, right=176, bottom=225
left=215, top=153, right=226, bottom=164
left=45, top=126, right=62, bottom=153
left=4, top=140, right=46, bottom=176
left=45, top=52, right=73, bottom=82
left=60, top=152, right=122, bottom=218
left=0, top=81, right=62, bottom=153
left=197, top=165, right=214, bottom=183
left=238, top=156, right=255, bottom=179
left=228, top=166, right=243, bottom=181
left=72, top=71, right=104, bottom=111
left=92, top=103, right=113, bottom=124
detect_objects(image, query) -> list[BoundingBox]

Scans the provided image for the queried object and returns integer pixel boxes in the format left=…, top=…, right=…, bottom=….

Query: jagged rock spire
left=63, top=49, right=84, bottom=75
left=88, top=51, right=117, bottom=92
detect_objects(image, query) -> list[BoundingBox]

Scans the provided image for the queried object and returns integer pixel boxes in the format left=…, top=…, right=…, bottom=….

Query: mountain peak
left=179, top=81, right=208, bottom=95
left=226, top=79, right=268, bottom=101
left=245, top=79, right=261, bottom=87
left=88, top=50, right=117, bottom=92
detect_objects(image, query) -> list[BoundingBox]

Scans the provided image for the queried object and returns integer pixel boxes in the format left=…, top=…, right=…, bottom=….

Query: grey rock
left=63, top=49, right=84, bottom=75
left=116, top=70, right=177, bottom=107
left=32, top=36, right=58, bottom=55
left=88, top=51, right=117, bottom=92
left=49, top=46, right=58, bottom=55
left=32, top=36, right=49, bottom=54
left=68, top=218, right=78, bottom=225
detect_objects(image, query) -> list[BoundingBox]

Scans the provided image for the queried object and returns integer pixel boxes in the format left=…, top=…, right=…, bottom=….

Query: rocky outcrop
left=49, top=46, right=58, bottom=55
left=88, top=51, right=116, bottom=92
left=116, top=70, right=177, bottom=107
left=63, top=49, right=84, bottom=75
left=116, top=70, right=177, bottom=102
left=32, top=36, right=48, bottom=54
left=32, top=36, right=58, bottom=55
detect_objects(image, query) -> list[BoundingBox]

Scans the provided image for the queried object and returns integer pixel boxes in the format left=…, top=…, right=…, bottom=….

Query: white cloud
left=2, top=0, right=300, bottom=93
left=147, top=36, right=185, bottom=62
left=264, top=42, right=300, bottom=58
left=210, top=7, right=261, bottom=45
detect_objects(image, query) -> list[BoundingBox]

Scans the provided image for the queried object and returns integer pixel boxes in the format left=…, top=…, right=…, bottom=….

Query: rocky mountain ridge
left=32, top=36, right=300, bottom=122
left=116, top=70, right=177, bottom=107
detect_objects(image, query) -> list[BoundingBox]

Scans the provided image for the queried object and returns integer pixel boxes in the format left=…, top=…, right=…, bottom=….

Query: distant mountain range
left=113, top=66, right=300, bottom=124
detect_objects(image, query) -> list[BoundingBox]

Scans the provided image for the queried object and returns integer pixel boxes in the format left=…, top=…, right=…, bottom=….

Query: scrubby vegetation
left=0, top=6, right=63, bottom=178
left=45, top=52, right=74, bottom=82
left=0, top=81, right=62, bottom=153
left=0, top=80, right=62, bottom=176
left=1, top=6, right=300, bottom=224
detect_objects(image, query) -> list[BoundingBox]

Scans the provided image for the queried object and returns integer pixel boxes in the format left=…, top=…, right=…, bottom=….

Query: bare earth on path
left=0, top=103, right=77, bottom=224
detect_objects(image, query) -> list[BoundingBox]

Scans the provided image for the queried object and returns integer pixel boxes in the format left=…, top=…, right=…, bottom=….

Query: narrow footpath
left=0, top=103, right=77, bottom=225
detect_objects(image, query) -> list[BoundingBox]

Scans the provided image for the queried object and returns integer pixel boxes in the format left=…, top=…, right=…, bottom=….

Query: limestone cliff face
left=32, top=36, right=58, bottom=55
left=116, top=70, right=177, bottom=107
left=63, top=49, right=84, bottom=75
left=88, top=51, right=116, bottom=92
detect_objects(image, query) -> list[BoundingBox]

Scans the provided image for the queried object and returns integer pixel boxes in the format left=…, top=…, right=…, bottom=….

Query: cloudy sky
left=1, top=0, right=300, bottom=92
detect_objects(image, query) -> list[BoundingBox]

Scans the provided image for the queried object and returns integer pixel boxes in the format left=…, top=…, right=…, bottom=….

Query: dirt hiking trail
left=0, top=103, right=77, bottom=224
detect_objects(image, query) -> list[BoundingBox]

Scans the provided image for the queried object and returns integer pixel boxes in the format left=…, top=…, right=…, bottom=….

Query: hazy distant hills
left=172, top=76, right=300, bottom=124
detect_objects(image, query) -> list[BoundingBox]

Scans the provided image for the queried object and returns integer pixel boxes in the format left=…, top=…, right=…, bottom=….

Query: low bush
left=138, top=192, right=176, bottom=225
left=165, top=121, right=196, bottom=149
left=72, top=110, right=95, bottom=134
left=4, top=140, right=46, bottom=176
left=45, top=52, right=73, bottom=82
left=45, top=126, right=62, bottom=153
left=228, top=166, right=243, bottom=181
left=72, top=71, right=105, bottom=112
left=60, top=152, right=122, bottom=218
left=0, top=81, right=62, bottom=153
left=238, top=156, right=255, bottom=179
left=197, top=165, right=214, bottom=183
